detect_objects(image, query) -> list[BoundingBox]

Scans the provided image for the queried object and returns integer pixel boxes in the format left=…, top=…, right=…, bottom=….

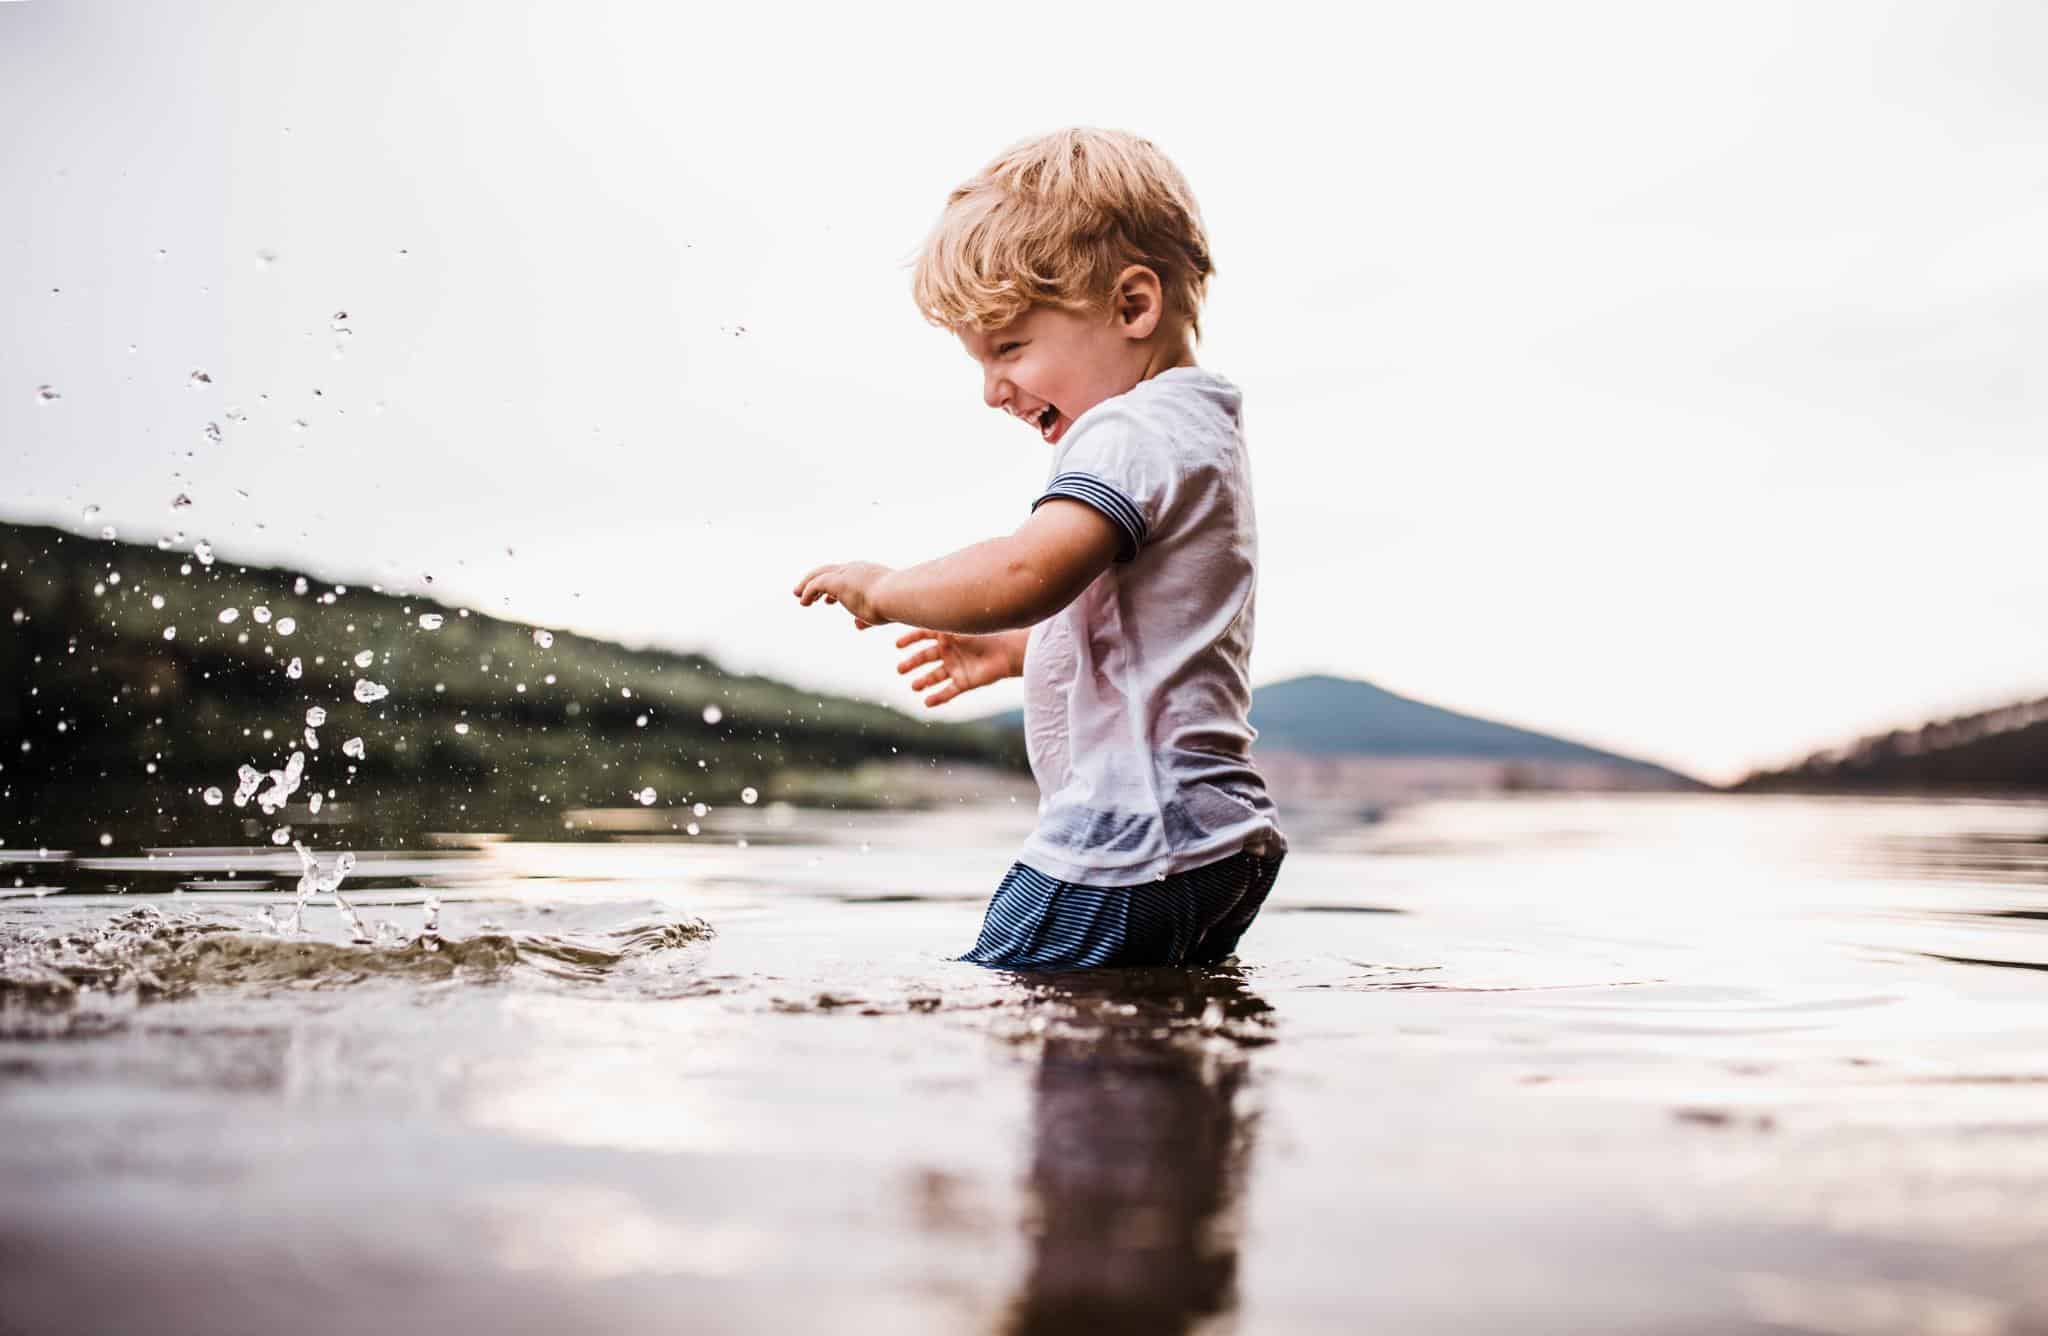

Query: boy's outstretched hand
left=792, top=561, right=894, bottom=630
left=894, top=627, right=1022, bottom=708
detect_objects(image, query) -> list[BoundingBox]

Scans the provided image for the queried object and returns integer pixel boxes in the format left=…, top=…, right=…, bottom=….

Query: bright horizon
left=5, top=1, right=2045, bottom=787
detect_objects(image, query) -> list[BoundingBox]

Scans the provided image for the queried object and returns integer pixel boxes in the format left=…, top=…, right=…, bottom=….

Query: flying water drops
left=170, top=493, right=194, bottom=510
left=202, top=786, right=224, bottom=806
left=36, top=385, right=60, bottom=404
left=532, top=629, right=554, bottom=648
left=417, top=613, right=443, bottom=630
left=741, top=787, right=759, bottom=805
left=285, top=657, right=303, bottom=679
left=188, top=369, right=212, bottom=388
left=637, top=787, right=657, bottom=806
left=305, top=707, right=327, bottom=728
left=342, top=737, right=366, bottom=759
left=253, top=606, right=271, bottom=624
left=276, top=617, right=296, bottom=637
left=352, top=680, right=389, bottom=705
left=194, top=540, right=215, bottom=566
left=217, top=607, right=240, bottom=624
left=702, top=705, right=723, bottom=725
left=353, top=649, right=376, bottom=668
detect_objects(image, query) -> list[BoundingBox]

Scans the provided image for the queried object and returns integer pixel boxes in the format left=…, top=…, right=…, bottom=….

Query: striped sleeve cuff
left=1032, top=471, right=1146, bottom=563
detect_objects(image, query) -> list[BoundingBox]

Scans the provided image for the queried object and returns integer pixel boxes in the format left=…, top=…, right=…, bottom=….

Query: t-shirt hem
left=1016, top=824, right=1289, bottom=888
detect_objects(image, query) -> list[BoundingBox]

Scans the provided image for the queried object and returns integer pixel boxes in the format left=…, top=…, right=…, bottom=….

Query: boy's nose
left=982, top=368, right=1010, bottom=411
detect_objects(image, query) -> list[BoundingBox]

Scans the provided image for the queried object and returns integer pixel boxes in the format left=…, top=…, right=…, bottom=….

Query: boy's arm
left=796, top=501, right=1121, bottom=635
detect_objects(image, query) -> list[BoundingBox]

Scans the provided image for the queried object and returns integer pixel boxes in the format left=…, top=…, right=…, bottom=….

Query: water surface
left=5, top=794, right=2048, bottom=1334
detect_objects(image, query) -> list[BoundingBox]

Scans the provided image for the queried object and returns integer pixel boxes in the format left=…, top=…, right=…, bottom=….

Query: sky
left=3, top=0, right=2044, bottom=785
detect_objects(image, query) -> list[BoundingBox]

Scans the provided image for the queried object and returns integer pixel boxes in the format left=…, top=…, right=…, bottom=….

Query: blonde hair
left=911, top=127, right=1215, bottom=344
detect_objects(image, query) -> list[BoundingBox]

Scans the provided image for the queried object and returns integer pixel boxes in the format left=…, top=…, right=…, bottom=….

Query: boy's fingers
left=897, top=646, right=939, bottom=674
left=910, top=667, right=946, bottom=691
left=924, top=683, right=959, bottom=708
left=894, top=629, right=931, bottom=650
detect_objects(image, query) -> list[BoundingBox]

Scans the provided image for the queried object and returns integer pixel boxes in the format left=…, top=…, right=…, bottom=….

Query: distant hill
left=1736, top=695, right=2048, bottom=793
left=0, top=520, right=1023, bottom=846
left=991, top=673, right=1696, bottom=793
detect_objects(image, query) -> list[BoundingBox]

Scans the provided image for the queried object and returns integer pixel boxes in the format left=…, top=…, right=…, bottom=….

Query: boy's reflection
left=1001, top=966, right=1271, bottom=1336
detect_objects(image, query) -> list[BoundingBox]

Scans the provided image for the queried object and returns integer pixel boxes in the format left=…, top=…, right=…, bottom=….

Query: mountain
left=1735, top=695, right=2048, bottom=793
left=0, top=520, right=1024, bottom=847
left=991, top=673, right=1696, bottom=793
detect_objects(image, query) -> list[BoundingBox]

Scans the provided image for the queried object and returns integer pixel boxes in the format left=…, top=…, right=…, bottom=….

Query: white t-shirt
left=1018, top=365, right=1287, bottom=886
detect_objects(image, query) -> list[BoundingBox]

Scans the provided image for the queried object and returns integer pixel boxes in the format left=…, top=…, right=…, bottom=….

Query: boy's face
left=957, top=303, right=1150, bottom=448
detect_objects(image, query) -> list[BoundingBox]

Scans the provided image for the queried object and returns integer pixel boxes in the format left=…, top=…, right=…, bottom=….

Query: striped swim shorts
left=959, top=846, right=1284, bottom=972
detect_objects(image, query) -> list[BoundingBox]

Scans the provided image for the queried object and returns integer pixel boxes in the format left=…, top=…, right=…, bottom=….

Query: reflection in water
left=1001, top=966, right=1271, bottom=1336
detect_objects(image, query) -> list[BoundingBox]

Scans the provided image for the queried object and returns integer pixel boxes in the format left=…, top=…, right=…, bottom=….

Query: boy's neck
left=1136, top=327, right=1198, bottom=383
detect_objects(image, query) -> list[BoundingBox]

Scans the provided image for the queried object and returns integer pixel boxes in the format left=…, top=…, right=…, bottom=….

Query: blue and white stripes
left=1033, top=472, right=1147, bottom=562
left=960, top=847, right=1283, bottom=971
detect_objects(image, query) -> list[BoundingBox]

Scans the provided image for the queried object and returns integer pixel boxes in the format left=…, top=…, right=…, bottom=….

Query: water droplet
left=188, top=369, right=212, bottom=387
left=702, top=705, right=723, bottom=725
left=352, top=680, right=388, bottom=705
left=304, top=727, right=320, bottom=750
left=293, top=576, right=309, bottom=595
left=99, top=526, right=118, bottom=541
left=255, top=248, right=278, bottom=269
left=81, top=504, right=100, bottom=521
left=635, top=714, right=648, bottom=728
left=271, top=828, right=291, bottom=846
left=308, top=792, right=322, bottom=814
left=291, top=418, right=308, bottom=432
left=285, top=656, right=303, bottom=679
left=276, top=617, right=296, bottom=636
left=35, top=385, right=60, bottom=404
left=217, top=607, right=240, bottom=624
left=99, top=833, right=114, bottom=848
left=305, top=707, right=327, bottom=727
left=202, top=786, right=224, bottom=806
left=353, top=649, right=375, bottom=668
left=331, top=310, right=349, bottom=328
left=532, top=629, right=554, bottom=648
left=252, top=606, right=271, bottom=624
left=741, top=787, right=759, bottom=805
left=194, top=540, right=215, bottom=566
left=150, top=594, right=165, bottom=610
left=453, top=722, right=470, bottom=735
left=170, top=492, right=194, bottom=509
left=621, top=687, right=633, bottom=699
left=637, top=787, right=657, bottom=806
left=417, top=613, right=443, bottom=630
left=685, top=822, right=701, bottom=836
left=692, top=802, right=707, bottom=817
left=342, top=737, right=366, bottom=759
left=162, top=626, right=177, bottom=641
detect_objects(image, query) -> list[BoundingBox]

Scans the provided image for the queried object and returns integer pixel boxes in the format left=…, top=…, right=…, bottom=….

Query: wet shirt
left=1019, top=366, right=1287, bottom=887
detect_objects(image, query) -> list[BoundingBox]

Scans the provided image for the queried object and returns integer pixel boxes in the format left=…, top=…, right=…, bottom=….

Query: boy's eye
left=997, top=342, right=1022, bottom=355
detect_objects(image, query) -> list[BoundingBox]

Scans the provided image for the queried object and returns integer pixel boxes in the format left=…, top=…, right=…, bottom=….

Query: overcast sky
left=4, top=0, right=2044, bottom=784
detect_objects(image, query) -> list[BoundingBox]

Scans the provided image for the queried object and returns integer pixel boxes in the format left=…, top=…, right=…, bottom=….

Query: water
left=4, top=794, right=2048, bottom=1334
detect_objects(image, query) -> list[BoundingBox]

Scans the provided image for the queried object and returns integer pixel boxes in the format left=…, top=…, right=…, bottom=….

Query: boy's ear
left=1110, top=265, right=1165, bottom=341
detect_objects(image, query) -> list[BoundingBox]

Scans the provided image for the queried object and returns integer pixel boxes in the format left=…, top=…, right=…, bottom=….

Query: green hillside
left=1736, top=696, right=2048, bottom=793
left=0, top=521, right=1024, bottom=848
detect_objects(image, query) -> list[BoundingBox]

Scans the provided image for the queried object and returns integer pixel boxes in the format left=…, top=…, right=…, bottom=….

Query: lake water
left=5, top=793, right=2048, bottom=1335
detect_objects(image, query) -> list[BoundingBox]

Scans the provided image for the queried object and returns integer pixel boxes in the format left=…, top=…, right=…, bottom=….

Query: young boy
left=793, top=127, right=1286, bottom=970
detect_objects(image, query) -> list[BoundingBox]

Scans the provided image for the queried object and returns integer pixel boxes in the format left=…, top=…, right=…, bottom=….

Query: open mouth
left=1036, top=403, right=1061, bottom=442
